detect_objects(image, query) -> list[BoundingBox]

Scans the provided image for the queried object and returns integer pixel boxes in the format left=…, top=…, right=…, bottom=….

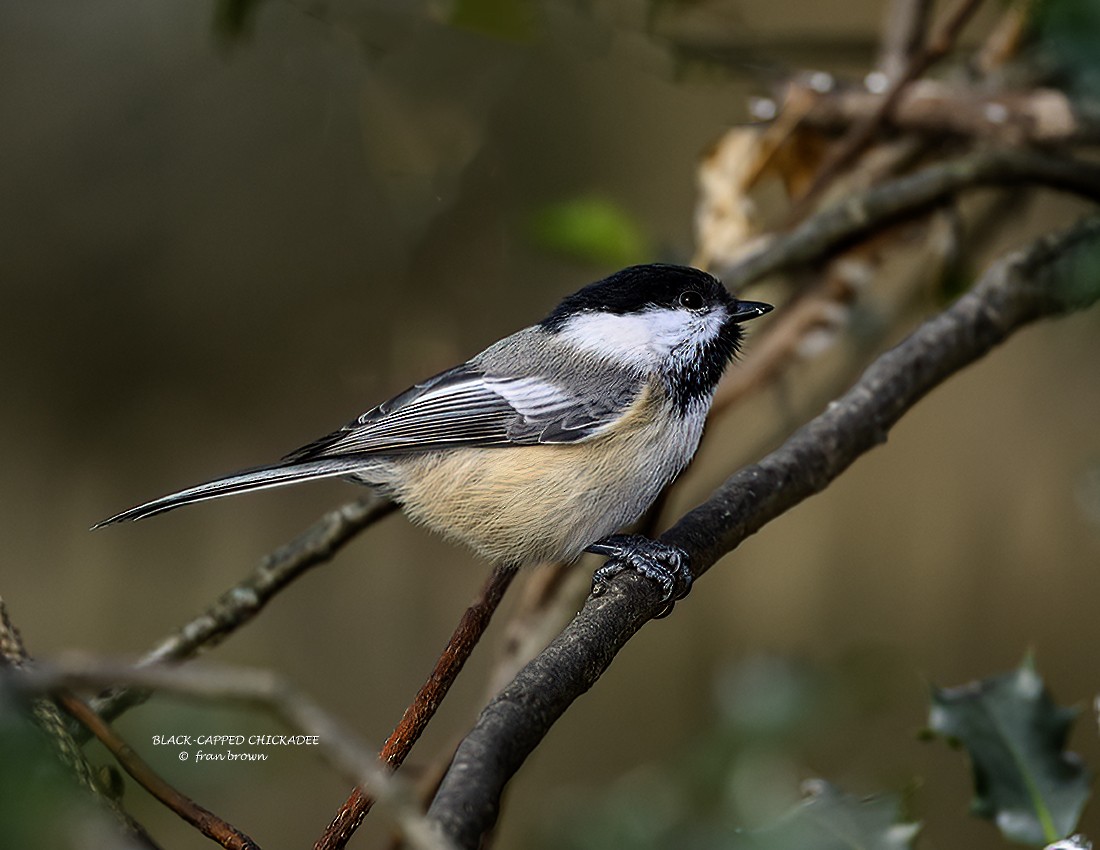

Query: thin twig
left=483, top=562, right=580, bottom=699
left=314, top=564, right=518, bottom=850
left=976, top=0, right=1035, bottom=75
left=378, top=561, right=582, bottom=850
left=58, top=691, right=261, bottom=850
left=710, top=203, right=964, bottom=416
left=88, top=495, right=396, bottom=726
left=877, top=0, right=934, bottom=80
left=10, top=659, right=456, bottom=850
left=1, top=598, right=163, bottom=848
left=425, top=213, right=1100, bottom=848
left=703, top=126, right=1100, bottom=423
left=796, top=81, right=1096, bottom=146
left=717, top=148, right=1100, bottom=286
left=707, top=0, right=1056, bottom=406
left=791, top=0, right=987, bottom=217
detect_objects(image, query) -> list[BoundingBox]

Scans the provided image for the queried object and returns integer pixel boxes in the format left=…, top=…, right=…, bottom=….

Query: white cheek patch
left=556, top=311, right=660, bottom=366
left=557, top=307, right=728, bottom=369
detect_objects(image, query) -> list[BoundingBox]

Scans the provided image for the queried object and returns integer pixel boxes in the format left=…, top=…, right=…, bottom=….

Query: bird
left=95, top=264, right=772, bottom=607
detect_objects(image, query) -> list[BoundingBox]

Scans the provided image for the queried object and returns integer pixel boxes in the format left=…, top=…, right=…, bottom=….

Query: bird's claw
left=585, top=534, right=693, bottom=618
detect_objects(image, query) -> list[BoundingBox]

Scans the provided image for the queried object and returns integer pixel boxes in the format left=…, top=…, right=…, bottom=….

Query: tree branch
left=797, top=80, right=1100, bottom=147
left=792, top=0, right=987, bottom=215
left=88, top=495, right=396, bottom=726
left=425, top=213, right=1100, bottom=848
left=717, top=148, right=1100, bottom=286
left=314, top=564, right=517, bottom=850
left=10, top=659, right=456, bottom=850
left=1, top=597, right=163, bottom=848
left=58, top=691, right=261, bottom=850
left=876, top=0, right=933, bottom=81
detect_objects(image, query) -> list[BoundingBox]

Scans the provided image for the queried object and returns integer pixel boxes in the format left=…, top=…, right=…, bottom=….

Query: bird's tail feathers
left=92, top=458, right=372, bottom=528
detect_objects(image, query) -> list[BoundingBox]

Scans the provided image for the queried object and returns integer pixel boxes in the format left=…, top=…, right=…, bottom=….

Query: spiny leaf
left=928, top=658, right=1091, bottom=845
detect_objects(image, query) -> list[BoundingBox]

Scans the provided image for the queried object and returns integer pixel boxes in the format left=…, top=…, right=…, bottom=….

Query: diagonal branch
left=87, top=495, right=396, bottom=727
left=717, top=148, right=1100, bottom=287
left=425, top=213, right=1100, bottom=849
left=791, top=0, right=987, bottom=216
left=314, top=564, right=517, bottom=850
left=796, top=81, right=1100, bottom=147
left=1, top=597, right=163, bottom=848
left=876, top=0, right=933, bottom=80
left=58, top=691, right=261, bottom=850
left=10, top=658, right=457, bottom=850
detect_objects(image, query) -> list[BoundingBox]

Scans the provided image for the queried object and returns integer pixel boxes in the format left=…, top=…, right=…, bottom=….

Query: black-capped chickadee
left=95, top=264, right=771, bottom=605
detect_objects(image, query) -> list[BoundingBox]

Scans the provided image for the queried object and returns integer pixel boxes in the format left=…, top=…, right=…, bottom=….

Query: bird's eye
left=678, top=290, right=705, bottom=310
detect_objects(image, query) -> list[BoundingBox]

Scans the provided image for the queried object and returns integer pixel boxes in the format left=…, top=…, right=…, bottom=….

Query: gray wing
left=95, top=361, right=644, bottom=526
left=283, top=363, right=643, bottom=461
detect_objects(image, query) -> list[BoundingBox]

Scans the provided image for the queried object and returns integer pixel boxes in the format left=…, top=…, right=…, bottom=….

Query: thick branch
left=239, top=148, right=1100, bottom=848
left=426, top=214, right=1100, bottom=848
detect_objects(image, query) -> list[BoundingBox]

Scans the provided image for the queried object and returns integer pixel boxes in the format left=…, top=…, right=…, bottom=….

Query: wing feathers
left=92, top=458, right=371, bottom=526
left=97, top=360, right=646, bottom=526
left=286, top=363, right=642, bottom=462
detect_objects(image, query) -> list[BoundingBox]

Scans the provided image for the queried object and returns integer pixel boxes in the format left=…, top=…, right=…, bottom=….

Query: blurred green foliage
left=450, top=0, right=538, bottom=41
left=541, top=655, right=1095, bottom=849
left=539, top=656, right=919, bottom=850
left=928, top=657, right=1091, bottom=845
left=1053, top=239, right=1100, bottom=313
left=0, top=693, right=131, bottom=848
left=730, top=781, right=920, bottom=850
left=529, top=196, right=651, bottom=267
left=1033, top=0, right=1100, bottom=95
left=544, top=773, right=917, bottom=850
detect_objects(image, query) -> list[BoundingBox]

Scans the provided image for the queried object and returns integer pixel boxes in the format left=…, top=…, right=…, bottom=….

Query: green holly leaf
left=732, top=780, right=920, bottom=850
left=1034, top=0, right=1100, bottom=97
left=928, top=658, right=1091, bottom=845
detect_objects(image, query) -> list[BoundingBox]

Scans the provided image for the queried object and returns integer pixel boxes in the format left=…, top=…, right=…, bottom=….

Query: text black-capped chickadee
left=95, top=264, right=772, bottom=606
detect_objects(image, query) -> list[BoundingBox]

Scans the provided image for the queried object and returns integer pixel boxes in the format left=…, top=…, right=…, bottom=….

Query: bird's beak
left=729, top=300, right=774, bottom=322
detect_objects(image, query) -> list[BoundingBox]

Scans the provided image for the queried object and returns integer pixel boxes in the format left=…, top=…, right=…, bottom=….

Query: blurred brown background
left=2, top=1, right=1099, bottom=847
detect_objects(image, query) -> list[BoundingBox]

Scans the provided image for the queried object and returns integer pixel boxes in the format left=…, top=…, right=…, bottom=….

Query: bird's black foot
left=585, top=534, right=693, bottom=618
